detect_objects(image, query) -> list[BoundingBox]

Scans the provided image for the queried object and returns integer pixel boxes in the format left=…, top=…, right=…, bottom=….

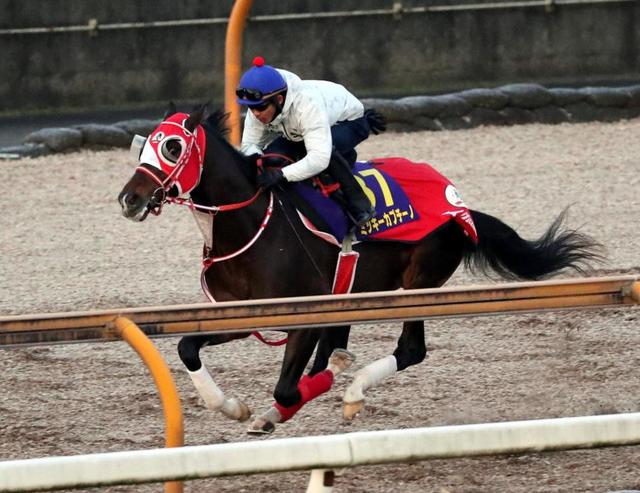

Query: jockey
left=236, top=56, right=385, bottom=226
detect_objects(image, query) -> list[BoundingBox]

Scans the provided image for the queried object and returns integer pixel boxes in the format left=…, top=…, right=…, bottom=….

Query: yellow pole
left=629, top=281, right=640, bottom=302
left=225, top=0, right=254, bottom=146
left=113, top=317, right=184, bottom=493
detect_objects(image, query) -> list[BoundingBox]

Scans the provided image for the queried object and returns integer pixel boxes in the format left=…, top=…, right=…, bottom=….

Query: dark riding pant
left=263, top=116, right=371, bottom=164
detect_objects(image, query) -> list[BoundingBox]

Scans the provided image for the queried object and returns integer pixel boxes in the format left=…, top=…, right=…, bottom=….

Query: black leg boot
left=326, top=148, right=375, bottom=226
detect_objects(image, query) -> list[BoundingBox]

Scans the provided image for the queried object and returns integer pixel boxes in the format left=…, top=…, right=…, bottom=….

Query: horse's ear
left=164, top=101, right=177, bottom=119
left=185, top=102, right=209, bottom=132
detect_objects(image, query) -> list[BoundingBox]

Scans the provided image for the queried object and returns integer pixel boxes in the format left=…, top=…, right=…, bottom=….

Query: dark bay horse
left=117, top=105, right=601, bottom=433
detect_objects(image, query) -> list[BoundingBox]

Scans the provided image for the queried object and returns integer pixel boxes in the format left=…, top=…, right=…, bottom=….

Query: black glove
left=364, top=108, right=387, bottom=135
left=256, top=168, right=285, bottom=189
left=246, top=153, right=262, bottom=167
left=261, top=155, right=291, bottom=168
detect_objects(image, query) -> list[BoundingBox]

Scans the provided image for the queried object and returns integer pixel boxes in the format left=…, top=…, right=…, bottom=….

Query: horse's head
left=118, top=104, right=208, bottom=221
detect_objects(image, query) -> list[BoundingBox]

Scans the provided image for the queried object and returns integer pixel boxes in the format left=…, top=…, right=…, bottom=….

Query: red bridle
left=135, top=116, right=205, bottom=215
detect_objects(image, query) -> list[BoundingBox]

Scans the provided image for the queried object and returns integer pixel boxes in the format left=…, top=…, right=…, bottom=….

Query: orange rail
left=225, top=0, right=254, bottom=146
left=112, top=317, right=184, bottom=493
left=0, top=276, right=637, bottom=347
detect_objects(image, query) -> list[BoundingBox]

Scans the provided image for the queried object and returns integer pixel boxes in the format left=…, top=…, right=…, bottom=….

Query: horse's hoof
left=226, top=398, right=252, bottom=422
left=328, top=349, right=356, bottom=375
left=343, top=400, right=364, bottom=421
left=247, top=406, right=280, bottom=434
left=247, top=418, right=276, bottom=435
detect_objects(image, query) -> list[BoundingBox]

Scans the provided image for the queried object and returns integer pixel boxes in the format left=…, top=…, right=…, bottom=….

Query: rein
left=136, top=161, right=273, bottom=264
left=200, top=192, right=274, bottom=266
left=164, top=188, right=274, bottom=265
left=171, top=188, right=280, bottom=347
left=134, top=118, right=289, bottom=346
left=168, top=189, right=263, bottom=213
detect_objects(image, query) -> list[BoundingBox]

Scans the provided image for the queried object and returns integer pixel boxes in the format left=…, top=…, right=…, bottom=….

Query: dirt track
left=1, top=119, right=639, bottom=493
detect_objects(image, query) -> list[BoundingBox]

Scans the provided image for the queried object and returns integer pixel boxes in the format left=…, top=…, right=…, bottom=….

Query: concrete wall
left=1, top=0, right=638, bottom=113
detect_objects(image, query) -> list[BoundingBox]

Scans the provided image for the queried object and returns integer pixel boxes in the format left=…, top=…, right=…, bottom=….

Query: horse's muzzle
left=118, top=191, right=150, bottom=222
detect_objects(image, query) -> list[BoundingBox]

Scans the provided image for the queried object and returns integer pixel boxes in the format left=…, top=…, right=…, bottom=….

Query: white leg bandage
left=188, top=366, right=247, bottom=421
left=343, top=355, right=398, bottom=404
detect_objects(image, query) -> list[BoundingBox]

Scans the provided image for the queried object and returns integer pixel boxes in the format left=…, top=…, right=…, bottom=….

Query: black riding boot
left=326, top=149, right=375, bottom=226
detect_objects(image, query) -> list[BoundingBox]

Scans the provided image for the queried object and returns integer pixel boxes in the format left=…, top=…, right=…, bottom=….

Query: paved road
left=0, top=107, right=164, bottom=148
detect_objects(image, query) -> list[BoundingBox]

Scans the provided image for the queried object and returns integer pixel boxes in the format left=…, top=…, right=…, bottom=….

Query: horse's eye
left=162, top=139, right=183, bottom=163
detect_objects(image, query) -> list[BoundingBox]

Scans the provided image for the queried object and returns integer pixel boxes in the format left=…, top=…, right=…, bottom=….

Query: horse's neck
left=194, top=137, right=255, bottom=204
left=190, top=135, right=268, bottom=252
left=190, top=132, right=337, bottom=298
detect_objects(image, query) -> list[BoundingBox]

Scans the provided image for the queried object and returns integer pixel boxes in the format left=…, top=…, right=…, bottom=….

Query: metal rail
left=2, top=412, right=640, bottom=492
left=0, top=276, right=637, bottom=348
left=0, top=0, right=635, bottom=36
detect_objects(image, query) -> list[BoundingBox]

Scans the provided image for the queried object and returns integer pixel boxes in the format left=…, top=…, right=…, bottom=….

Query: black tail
left=464, top=209, right=604, bottom=281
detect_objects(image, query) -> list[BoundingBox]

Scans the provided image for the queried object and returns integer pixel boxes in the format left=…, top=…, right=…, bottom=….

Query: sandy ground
left=0, top=119, right=639, bottom=493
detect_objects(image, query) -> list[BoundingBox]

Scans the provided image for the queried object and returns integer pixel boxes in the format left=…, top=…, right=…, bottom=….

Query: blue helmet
left=236, top=56, right=287, bottom=106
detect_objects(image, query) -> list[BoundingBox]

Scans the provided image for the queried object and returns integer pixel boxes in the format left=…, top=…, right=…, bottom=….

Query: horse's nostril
left=125, top=193, right=138, bottom=206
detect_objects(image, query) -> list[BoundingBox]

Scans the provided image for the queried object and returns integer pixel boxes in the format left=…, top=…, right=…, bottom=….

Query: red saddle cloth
left=360, top=157, right=478, bottom=243
left=298, top=157, right=478, bottom=245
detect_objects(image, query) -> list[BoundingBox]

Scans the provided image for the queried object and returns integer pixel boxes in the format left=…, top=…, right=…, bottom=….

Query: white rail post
left=306, top=469, right=335, bottom=493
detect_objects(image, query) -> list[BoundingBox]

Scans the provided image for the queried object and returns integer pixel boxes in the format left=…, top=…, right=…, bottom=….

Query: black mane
left=199, top=108, right=256, bottom=183
left=202, top=110, right=231, bottom=139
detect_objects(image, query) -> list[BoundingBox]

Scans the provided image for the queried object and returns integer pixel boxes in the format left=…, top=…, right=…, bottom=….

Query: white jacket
left=239, top=69, right=364, bottom=182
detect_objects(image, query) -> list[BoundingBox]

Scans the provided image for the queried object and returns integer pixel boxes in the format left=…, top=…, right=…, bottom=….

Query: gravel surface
left=1, top=119, right=639, bottom=493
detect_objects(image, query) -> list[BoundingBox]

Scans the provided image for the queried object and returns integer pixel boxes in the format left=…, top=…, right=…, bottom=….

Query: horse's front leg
left=178, top=333, right=252, bottom=422
left=248, top=327, right=355, bottom=434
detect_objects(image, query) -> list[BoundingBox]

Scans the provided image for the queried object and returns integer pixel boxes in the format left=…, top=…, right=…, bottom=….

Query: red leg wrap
left=298, top=369, right=334, bottom=402
left=274, top=400, right=304, bottom=423
left=273, top=370, right=335, bottom=423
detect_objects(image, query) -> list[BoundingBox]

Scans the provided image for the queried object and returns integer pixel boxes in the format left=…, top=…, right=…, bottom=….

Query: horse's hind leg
left=343, top=221, right=465, bottom=420
left=343, top=321, right=425, bottom=419
left=178, top=333, right=252, bottom=422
